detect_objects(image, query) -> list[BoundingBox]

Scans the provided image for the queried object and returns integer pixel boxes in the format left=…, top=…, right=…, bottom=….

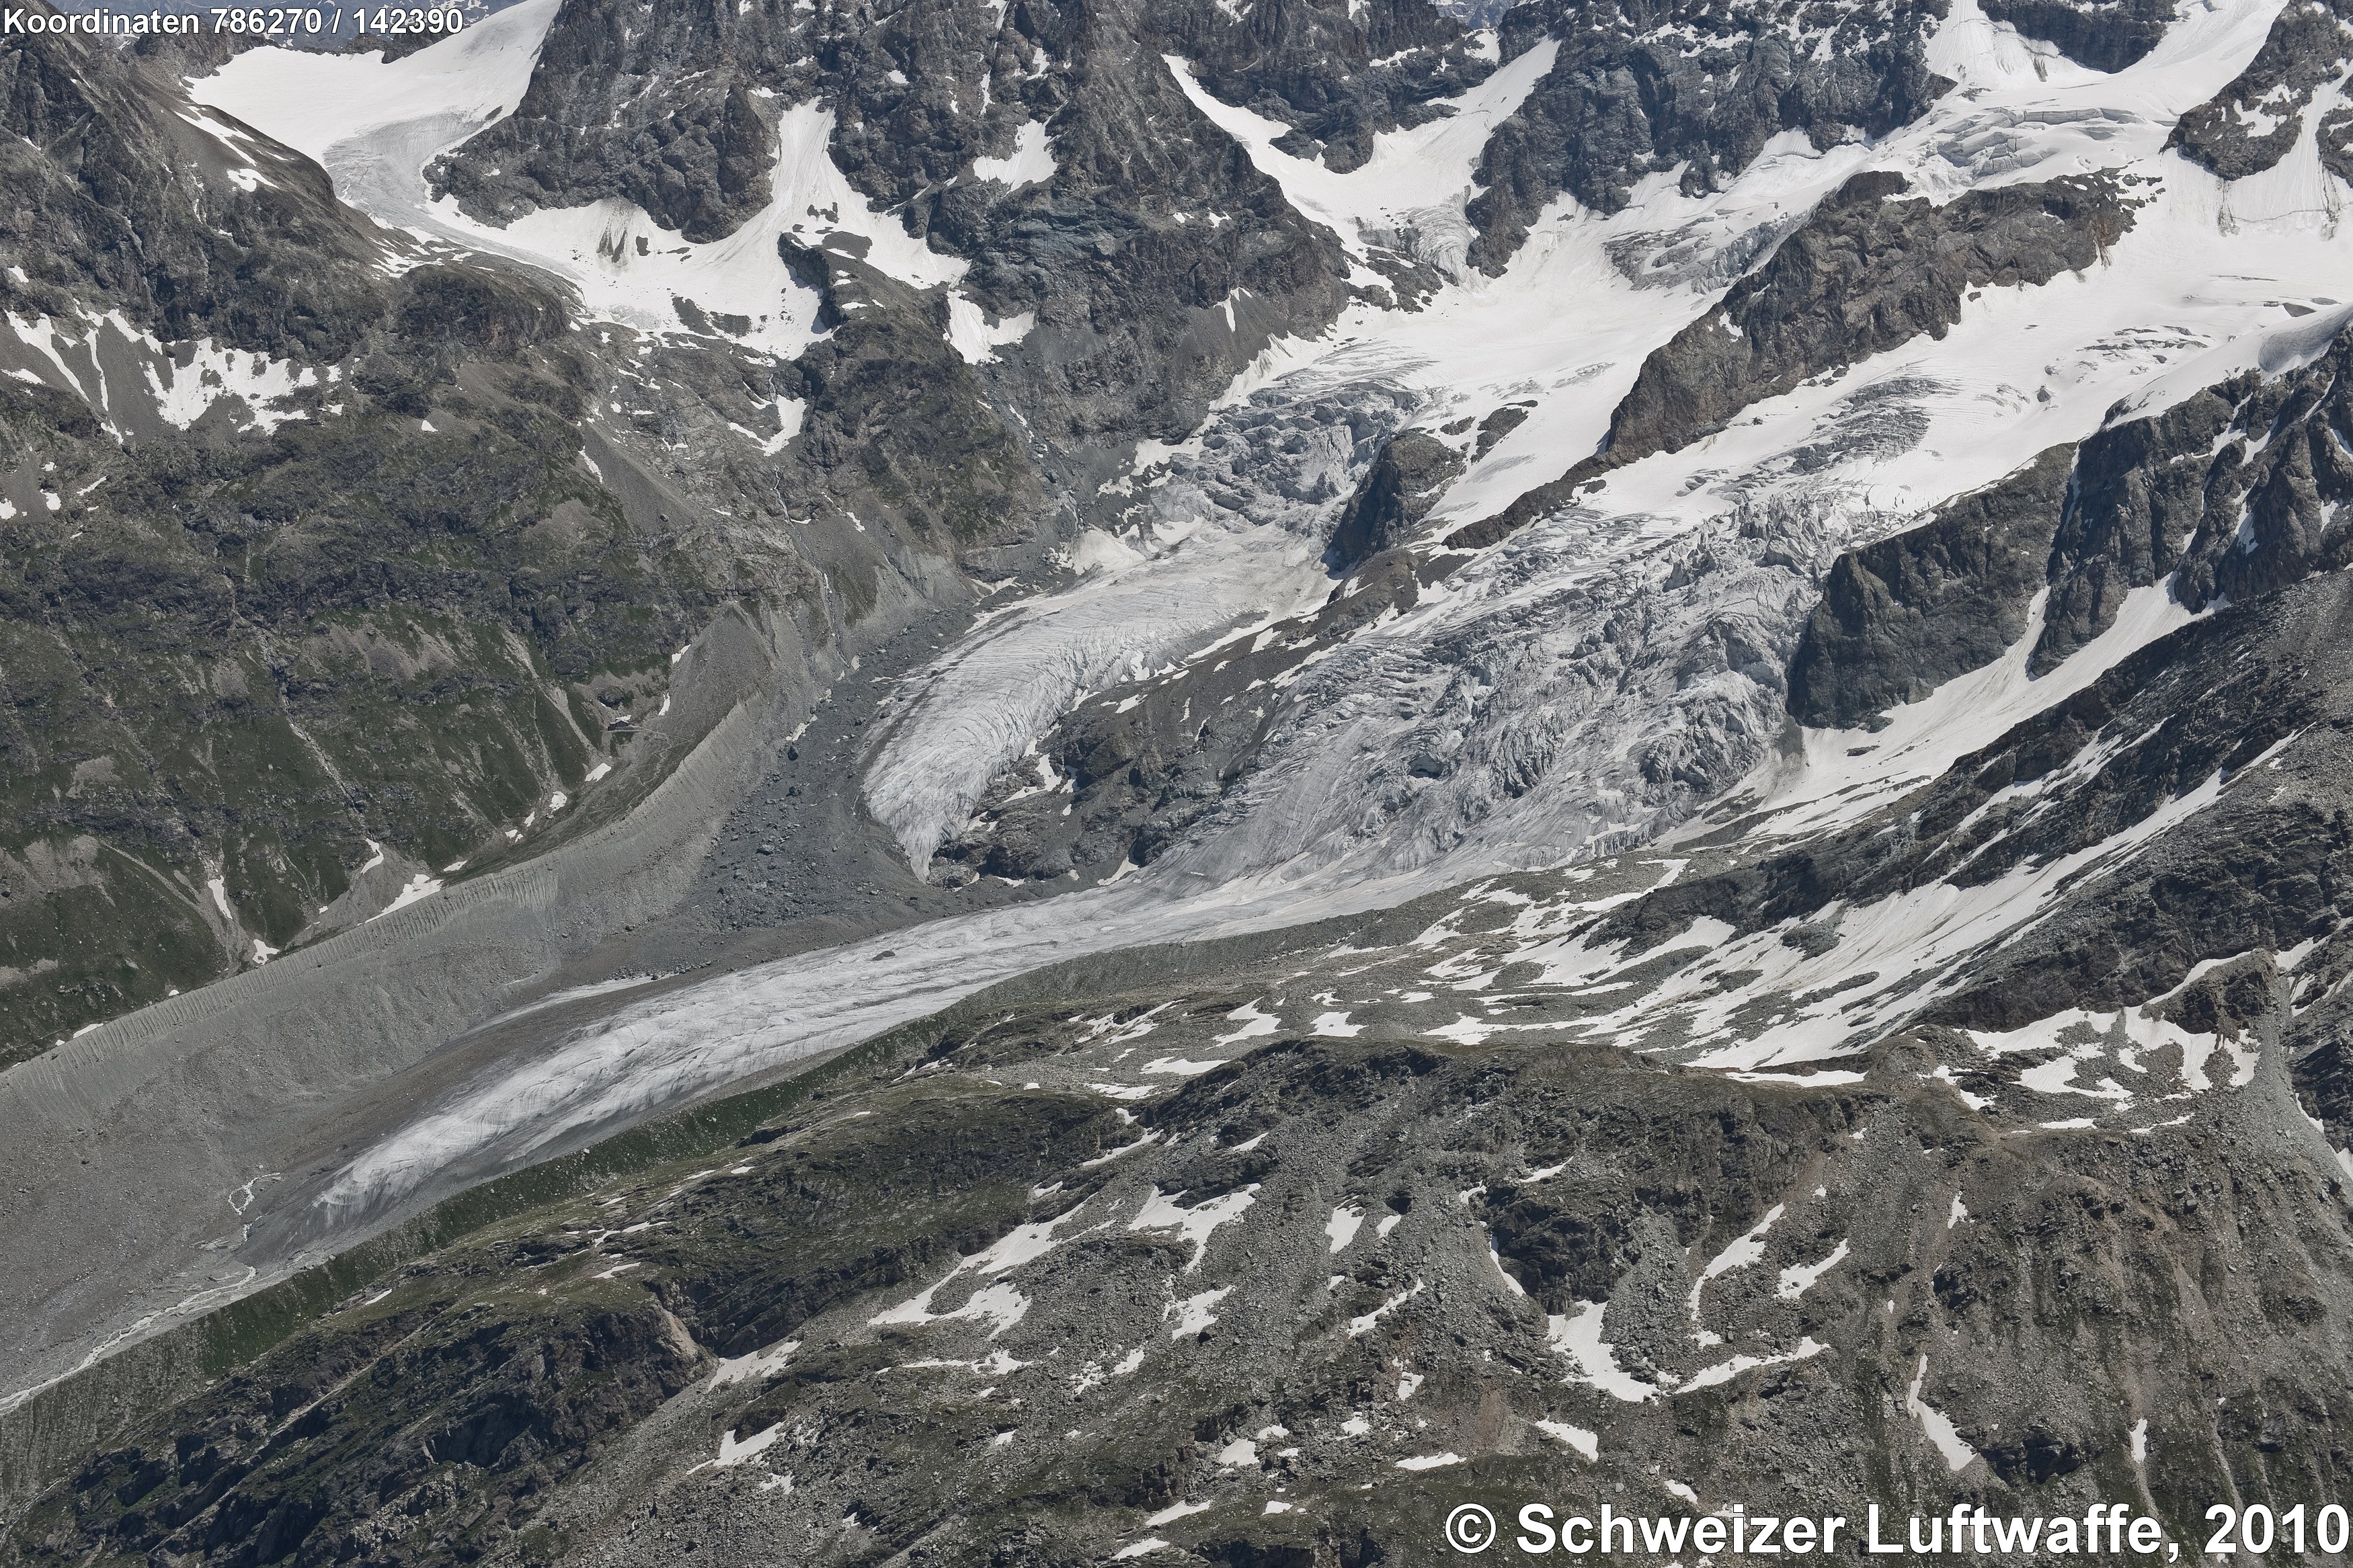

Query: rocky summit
left=2, top=0, right=2352, bottom=1559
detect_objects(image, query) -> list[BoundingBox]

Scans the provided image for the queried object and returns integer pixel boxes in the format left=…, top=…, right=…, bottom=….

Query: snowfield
left=194, top=0, right=1025, bottom=364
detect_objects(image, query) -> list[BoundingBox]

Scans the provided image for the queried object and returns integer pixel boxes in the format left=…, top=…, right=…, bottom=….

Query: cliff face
left=0, top=22, right=748, bottom=1054
left=1464, top=0, right=1953, bottom=270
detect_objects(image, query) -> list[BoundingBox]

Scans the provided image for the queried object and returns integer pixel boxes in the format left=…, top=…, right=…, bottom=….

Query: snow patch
left=870, top=1278, right=1029, bottom=1337
left=1347, top=1278, right=1425, bottom=1337
left=1907, top=1356, right=1979, bottom=1473
left=713, top=1423, right=784, bottom=1467
left=1129, top=1185, right=1259, bottom=1270
left=1546, top=1301, right=1663, bottom=1402
left=1535, top=1419, right=1598, bottom=1460
left=945, top=297, right=1037, bottom=364
left=372, top=874, right=444, bottom=920
left=1164, top=40, right=1558, bottom=273
left=1689, top=1203, right=1783, bottom=1338
left=1775, top=1240, right=1850, bottom=1300
left=1166, top=1286, right=1232, bottom=1339
left=972, top=118, right=1057, bottom=188
left=1213, top=999, right=1282, bottom=1045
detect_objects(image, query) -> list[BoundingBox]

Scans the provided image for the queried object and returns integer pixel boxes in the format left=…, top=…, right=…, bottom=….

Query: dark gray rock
left=2323, top=99, right=2353, bottom=188
left=2038, top=318, right=2353, bottom=673
left=932, top=636, right=1296, bottom=884
left=2169, top=0, right=2353, bottom=181
left=1324, top=429, right=1464, bottom=571
left=1610, top=567, right=2344, bottom=1051
left=1787, top=444, right=2074, bottom=729
left=1598, top=171, right=2133, bottom=471
left=1464, top=0, right=1953, bottom=273
left=427, top=0, right=1373, bottom=493
left=22, top=1, right=2353, bottom=1548
left=0, top=19, right=387, bottom=360
left=772, top=238, right=1047, bottom=558
left=1979, top=0, right=2175, bottom=72
left=1453, top=171, right=2132, bottom=548
left=1150, top=0, right=1496, bottom=173
left=1587, top=337, right=2353, bottom=1063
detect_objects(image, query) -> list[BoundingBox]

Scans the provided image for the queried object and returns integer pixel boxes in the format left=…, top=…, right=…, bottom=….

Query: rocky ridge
left=2169, top=0, right=2353, bottom=181
left=0, top=19, right=753, bottom=1053
left=1465, top=0, right=1954, bottom=269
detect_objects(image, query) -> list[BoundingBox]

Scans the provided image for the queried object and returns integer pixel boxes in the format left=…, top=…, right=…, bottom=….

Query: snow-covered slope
left=191, top=0, right=558, bottom=163
left=193, top=4, right=1016, bottom=362
left=868, top=0, right=2328, bottom=895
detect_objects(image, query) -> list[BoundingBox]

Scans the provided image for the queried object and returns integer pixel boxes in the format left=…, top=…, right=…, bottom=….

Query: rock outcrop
left=1979, top=0, right=2176, bottom=72
left=1786, top=445, right=2073, bottom=729
left=1324, top=428, right=1465, bottom=570
left=1451, top=171, right=2132, bottom=550
left=1464, top=0, right=1952, bottom=272
left=1598, top=171, right=2132, bottom=472
left=2169, top=0, right=2353, bottom=181
left=2041, top=315, right=2353, bottom=673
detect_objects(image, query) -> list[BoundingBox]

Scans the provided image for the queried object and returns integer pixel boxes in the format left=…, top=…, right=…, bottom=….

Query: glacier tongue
left=863, top=523, right=1330, bottom=876
left=303, top=0, right=2353, bottom=1263
left=866, top=377, right=1416, bottom=875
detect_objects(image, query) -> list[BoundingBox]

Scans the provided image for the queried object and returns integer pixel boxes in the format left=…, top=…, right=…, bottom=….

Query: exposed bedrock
left=1786, top=446, right=2074, bottom=729
left=2042, top=313, right=2353, bottom=671
left=1464, top=0, right=1952, bottom=272
left=435, top=0, right=1492, bottom=235
left=1148, top=0, right=1497, bottom=171
left=425, top=0, right=1423, bottom=483
left=2169, top=0, right=2353, bottom=181
left=0, top=23, right=758, bottom=1054
left=0, top=19, right=387, bottom=360
left=1979, top=0, right=2178, bottom=73
left=1455, top=171, right=2134, bottom=550
left=18, top=0, right=2353, bottom=1551
left=2324, top=99, right=2353, bottom=188
left=1784, top=319, right=2353, bottom=731
left=1598, top=171, right=2134, bottom=472
left=1657, top=564, right=2353, bottom=1050
left=1322, top=428, right=1466, bottom=572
